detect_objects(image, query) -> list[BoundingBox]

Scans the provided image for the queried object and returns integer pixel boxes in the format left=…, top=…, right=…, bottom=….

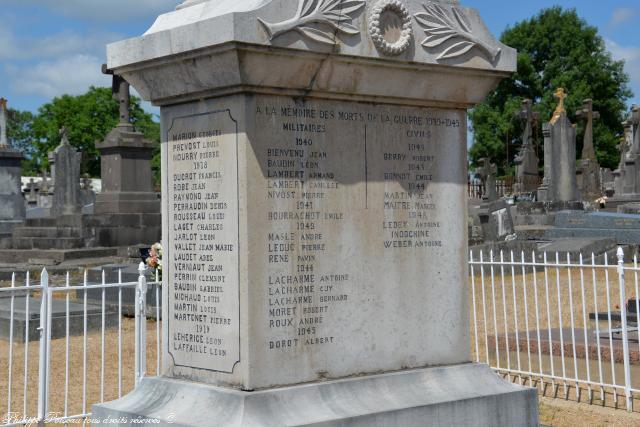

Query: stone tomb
left=0, top=296, right=117, bottom=342
left=94, top=0, right=537, bottom=425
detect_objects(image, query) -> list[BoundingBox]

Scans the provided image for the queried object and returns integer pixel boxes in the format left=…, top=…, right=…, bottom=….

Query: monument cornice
left=110, top=41, right=511, bottom=109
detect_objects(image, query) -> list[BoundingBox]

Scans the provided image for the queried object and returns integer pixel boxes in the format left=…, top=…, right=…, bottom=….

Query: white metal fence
left=4, top=249, right=640, bottom=424
left=0, top=264, right=161, bottom=426
left=470, top=247, right=640, bottom=411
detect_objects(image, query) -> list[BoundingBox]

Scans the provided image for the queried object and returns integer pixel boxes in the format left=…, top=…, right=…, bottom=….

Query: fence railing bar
left=118, top=269, right=123, bottom=399
left=543, top=252, right=555, bottom=395
left=100, top=270, right=106, bottom=403
left=23, top=271, right=30, bottom=419
left=490, top=367, right=626, bottom=391
left=82, top=269, right=88, bottom=427
left=156, top=269, right=161, bottom=375
left=64, top=272, right=70, bottom=422
left=470, top=251, right=480, bottom=363
left=7, top=273, right=15, bottom=416
left=603, top=253, right=618, bottom=406
left=499, top=251, right=511, bottom=376
left=554, top=252, right=568, bottom=398
left=37, top=268, right=49, bottom=424
left=517, top=251, right=527, bottom=385
left=617, top=248, right=633, bottom=411
left=480, top=251, right=489, bottom=364
left=588, top=253, right=605, bottom=403
left=531, top=251, right=543, bottom=391
left=566, top=253, right=580, bottom=400
left=490, top=250, right=500, bottom=370
left=578, top=253, right=592, bottom=403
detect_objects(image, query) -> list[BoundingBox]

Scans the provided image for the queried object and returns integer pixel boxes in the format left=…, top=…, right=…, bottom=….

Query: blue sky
left=0, top=0, right=638, bottom=114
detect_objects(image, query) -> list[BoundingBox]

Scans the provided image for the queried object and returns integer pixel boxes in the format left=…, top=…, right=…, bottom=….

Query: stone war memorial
left=94, top=0, right=537, bottom=425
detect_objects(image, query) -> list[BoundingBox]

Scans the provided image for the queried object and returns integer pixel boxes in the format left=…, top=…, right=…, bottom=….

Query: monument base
left=92, top=364, right=537, bottom=426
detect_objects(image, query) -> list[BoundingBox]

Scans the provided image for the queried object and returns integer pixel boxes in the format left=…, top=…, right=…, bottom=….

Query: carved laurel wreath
left=368, top=0, right=413, bottom=56
left=258, top=0, right=366, bottom=45
left=414, top=2, right=500, bottom=61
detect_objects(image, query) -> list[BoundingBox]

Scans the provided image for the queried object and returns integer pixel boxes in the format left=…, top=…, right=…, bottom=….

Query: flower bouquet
left=146, top=242, right=163, bottom=280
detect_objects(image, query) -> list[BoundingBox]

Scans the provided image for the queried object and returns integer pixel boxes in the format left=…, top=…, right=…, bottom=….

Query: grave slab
left=0, top=296, right=118, bottom=342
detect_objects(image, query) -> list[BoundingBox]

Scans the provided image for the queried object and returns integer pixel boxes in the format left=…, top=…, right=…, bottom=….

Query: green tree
left=469, top=7, right=632, bottom=173
left=30, top=86, right=160, bottom=177
left=6, top=108, right=37, bottom=173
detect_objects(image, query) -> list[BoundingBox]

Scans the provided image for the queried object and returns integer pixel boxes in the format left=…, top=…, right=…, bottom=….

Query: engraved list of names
left=166, top=110, right=240, bottom=372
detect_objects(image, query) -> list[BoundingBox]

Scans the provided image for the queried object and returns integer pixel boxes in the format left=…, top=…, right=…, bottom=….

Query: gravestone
left=0, top=98, right=26, bottom=241
left=513, top=99, right=539, bottom=193
left=51, top=128, right=81, bottom=217
left=87, top=69, right=161, bottom=247
left=622, top=106, right=640, bottom=196
left=477, top=157, right=497, bottom=202
left=478, top=200, right=514, bottom=242
left=613, top=134, right=628, bottom=196
left=576, top=99, right=601, bottom=200
left=94, top=0, right=537, bottom=425
left=538, top=88, right=579, bottom=202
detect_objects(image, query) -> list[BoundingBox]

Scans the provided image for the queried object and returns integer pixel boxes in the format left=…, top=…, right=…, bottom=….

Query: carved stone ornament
left=368, top=0, right=413, bottom=56
left=258, top=0, right=366, bottom=45
left=414, top=1, right=500, bottom=61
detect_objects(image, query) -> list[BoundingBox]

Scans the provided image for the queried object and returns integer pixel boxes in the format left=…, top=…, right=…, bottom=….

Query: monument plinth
left=94, top=0, right=537, bottom=425
left=0, top=98, right=26, bottom=239
left=88, top=70, right=161, bottom=247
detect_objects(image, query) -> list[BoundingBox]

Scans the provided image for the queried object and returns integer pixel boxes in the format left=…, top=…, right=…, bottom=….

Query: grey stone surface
left=576, top=99, right=602, bottom=200
left=0, top=98, right=26, bottom=235
left=0, top=296, right=118, bottom=342
left=51, top=128, right=81, bottom=217
left=621, top=106, right=640, bottom=196
left=78, top=264, right=161, bottom=318
left=476, top=158, right=497, bottom=202
left=538, top=89, right=579, bottom=202
left=478, top=200, right=514, bottom=241
left=93, top=364, right=538, bottom=427
left=544, top=210, right=640, bottom=244
left=98, top=0, right=535, bottom=425
left=88, top=73, right=161, bottom=247
left=514, top=99, right=540, bottom=193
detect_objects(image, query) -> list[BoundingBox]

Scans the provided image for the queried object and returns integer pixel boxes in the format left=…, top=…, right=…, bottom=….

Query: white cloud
left=0, top=28, right=123, bottom=61
left=609, top=7, right=636, bottom=27
left=9, top=54, right=109, bottom=98
left=5, top=0, right=180, bottom=22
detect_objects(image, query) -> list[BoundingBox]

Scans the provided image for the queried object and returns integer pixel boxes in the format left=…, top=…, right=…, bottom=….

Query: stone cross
left=102, top=64, right=130, bottom=124
left=632, top=105, right=640, bottom=155
left=0, top=97, right=8, bottom=147
left=575, top=99, right=600, bottom=161
left=550, top=88, right=567, bottom=124
left=59, top=126, right=70, bottom=145
left=518, top=99, right=539, bottom=148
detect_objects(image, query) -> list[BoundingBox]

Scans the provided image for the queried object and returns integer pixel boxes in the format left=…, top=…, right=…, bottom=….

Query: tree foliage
left=27, top=86, right=159, bottom=177
left=469, top=7, right=632, bottom=173
left=6, top=109, right=36, bottom=170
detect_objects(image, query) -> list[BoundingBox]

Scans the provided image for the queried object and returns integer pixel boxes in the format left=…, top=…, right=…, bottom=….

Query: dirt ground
left=3, top=266, right=640, bottom=425
left=0, top=316, right=159, bottom=426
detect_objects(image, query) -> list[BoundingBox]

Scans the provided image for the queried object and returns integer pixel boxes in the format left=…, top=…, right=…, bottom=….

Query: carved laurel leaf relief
left=258, top=0, right=366, bottom=45
left=414, top=2, right=500, bottom=61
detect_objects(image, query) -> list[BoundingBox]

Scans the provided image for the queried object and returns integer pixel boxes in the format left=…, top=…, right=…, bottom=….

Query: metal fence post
left=135, top=262, right=148, bottom=387
left=617, top=247, right=633, bottom=411
left=37, top=269, right=49, bottom=425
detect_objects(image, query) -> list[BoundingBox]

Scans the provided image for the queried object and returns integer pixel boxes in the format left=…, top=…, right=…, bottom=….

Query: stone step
left=13, top=226, right=82, bottom=239
left=24, top=215, right=83, bottom=228
left=12, top=237, right=85, bottom=250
